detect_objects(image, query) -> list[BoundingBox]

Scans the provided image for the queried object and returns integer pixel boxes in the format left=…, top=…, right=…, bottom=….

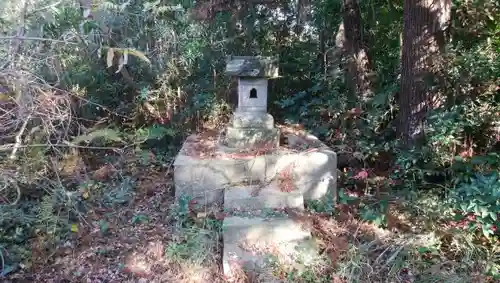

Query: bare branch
left=9, top=113, right=31, bottom=160
left=0, top=36, right=78, bottom=45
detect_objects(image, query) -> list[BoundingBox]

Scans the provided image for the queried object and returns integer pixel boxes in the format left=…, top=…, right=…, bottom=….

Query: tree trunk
left=295, top=0, right=311, bottom=34
left=398, top=0, right=451, bottom=146
left=343, top=0, right=373, bottom=108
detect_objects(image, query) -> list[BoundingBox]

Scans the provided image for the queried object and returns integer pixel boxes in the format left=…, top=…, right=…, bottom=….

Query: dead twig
left=9, top=113, right=31, bottom=160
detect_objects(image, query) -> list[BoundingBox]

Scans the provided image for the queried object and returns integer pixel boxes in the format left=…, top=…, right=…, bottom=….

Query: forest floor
left=5, top=150, right=223, bottom=283
left=3, top=145, right=497, bottom=283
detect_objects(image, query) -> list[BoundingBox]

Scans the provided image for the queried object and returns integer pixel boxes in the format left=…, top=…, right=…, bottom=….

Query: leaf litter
left=5, top=150, right=223, bottom=283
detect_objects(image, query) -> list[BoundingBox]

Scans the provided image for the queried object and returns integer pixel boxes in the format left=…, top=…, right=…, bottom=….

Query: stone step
left=224, top=182, right=304, bottom=211
left=222, top=216, right=319, bottom=279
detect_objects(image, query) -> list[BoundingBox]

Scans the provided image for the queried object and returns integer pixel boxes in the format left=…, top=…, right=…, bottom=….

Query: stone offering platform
left=173, top=127, right=338, bottom=206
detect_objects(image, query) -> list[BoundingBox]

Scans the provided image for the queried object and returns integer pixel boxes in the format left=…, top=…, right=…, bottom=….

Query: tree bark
left=398, top=0, right=451, bottom=146
left=343, top=0, right=373, bottom=108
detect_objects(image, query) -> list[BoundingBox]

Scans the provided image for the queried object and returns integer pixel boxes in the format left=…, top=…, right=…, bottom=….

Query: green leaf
left=482, top=224, right=494, bottom=237
left=372, top=215, right=385, bottom=227
left=339, top=188, right=346, bottom=199
left=474, top=205, right=481, bottom=216
left=81, top=20, right=100, bottom=34
left=490, top=212, right=497, bottom=221
left=480, top=206, right=490, bottom=218
left=133, top=125, right=176, bottom=142
left=418, top=247, right=432, bottom=254
left=460, top=203, right=468, bottom=212
left=468, top=222, right=477, bottom=231
left=72, top=128, right=123, bottom=144
left=99, top=220, right=109, bottom=235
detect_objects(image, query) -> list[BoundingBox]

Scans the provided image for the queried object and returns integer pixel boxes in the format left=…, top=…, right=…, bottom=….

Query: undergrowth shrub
left=447, top=172, right=499, bottom=238
left=166, top=195, right=221, bottom=268
left=0, top=0, right=218, bottom=274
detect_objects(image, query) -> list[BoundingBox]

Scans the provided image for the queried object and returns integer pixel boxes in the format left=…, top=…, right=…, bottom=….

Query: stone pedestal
left=226, top=127, right=279, bottom=149
left=173, top=132, right=337, bottom=206
left=173, top=131, right=336, bottom=279
left=226, top=111, right=280, bottom=149
left=231, top=112, right=275, bottom=129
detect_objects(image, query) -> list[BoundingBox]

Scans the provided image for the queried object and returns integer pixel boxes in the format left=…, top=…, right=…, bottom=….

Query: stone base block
left=173, top=146, right=282, bottom=205
left=226, top=126, right=279, bottom=149
left=224, top=182, right=304, bottom=211
left=173, top=133, right=337, bottom=205
left=276, top=147, right=338, bottom=201
left=222, top=216, right=319, bottom=278
left=231, top=112, right=275, bottom=129
left=173, top=158, right=235, bottom=205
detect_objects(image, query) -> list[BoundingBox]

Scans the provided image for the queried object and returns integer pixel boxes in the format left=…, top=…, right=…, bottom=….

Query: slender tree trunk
left=343, top=0, right=373, bottom=108
left=398, top=0, right=451, bottom=146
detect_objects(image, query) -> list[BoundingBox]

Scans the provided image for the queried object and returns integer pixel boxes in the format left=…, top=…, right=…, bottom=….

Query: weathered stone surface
left=173, top=143, right=282, bottom=205
left=222, top=216, right=318, bottom=278
left=224, top=182, right=304, bottom=211
left=225, top=56, right=279, bottom=78
left=225, top=126, right=280, bottom=149
left=173, top=158, right=237, bottom=205
left=231, top=111, right=275, bottom=129
left=237, top=78, right=269, bottom=113
left=173, top=133, right=337, bottom=205
left=276, top=148, right=338, bottom=201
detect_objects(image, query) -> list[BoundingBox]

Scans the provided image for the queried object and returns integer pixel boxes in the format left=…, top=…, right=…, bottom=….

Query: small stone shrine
left=173, top=55, right=338, bottom=280
left=224, top=56, right=280, bottom=149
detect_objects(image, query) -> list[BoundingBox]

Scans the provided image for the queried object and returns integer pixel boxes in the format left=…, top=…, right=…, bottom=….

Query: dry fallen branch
left=9, top=112, right=31, bottom=160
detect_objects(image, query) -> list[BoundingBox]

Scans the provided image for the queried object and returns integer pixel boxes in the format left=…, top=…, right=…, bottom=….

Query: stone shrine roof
left=225, top=56, right=279, bottom=78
